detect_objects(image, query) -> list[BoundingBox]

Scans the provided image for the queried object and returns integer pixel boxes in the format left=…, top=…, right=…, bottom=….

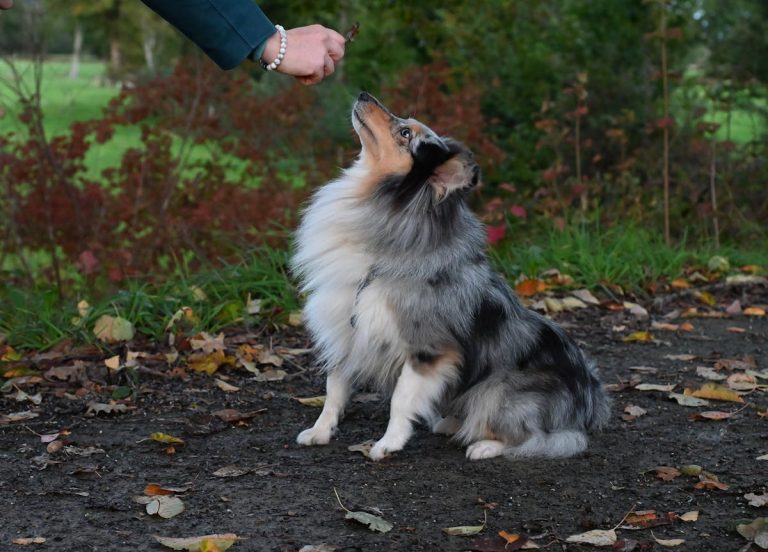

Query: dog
left=292, top=92, right=610, bottom=461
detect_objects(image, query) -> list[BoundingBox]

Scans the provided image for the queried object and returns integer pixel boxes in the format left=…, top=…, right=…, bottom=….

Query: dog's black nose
left=358, top=91, right=372, bottom=102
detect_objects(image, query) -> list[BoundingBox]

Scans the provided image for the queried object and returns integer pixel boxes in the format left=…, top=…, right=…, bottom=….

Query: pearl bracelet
left=262, top=25, right=287, bottom=71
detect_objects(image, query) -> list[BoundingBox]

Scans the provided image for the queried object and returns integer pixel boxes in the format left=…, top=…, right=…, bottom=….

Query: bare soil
left=1, top=285, right=767, bottom=552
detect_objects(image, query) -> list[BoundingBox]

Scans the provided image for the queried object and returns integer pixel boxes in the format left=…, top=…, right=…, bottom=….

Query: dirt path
left=1, top=286, right=767, bottom=551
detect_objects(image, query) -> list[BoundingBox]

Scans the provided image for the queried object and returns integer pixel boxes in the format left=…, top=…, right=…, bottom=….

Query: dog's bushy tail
left=504, top=430, right=588, bottom=459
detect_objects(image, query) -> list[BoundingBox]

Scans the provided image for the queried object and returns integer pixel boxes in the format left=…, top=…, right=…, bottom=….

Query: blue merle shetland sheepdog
left=291, top=92, right=610, bottom=461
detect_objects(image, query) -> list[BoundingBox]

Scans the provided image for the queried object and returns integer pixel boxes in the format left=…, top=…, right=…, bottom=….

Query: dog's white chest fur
left=292, top=166, right=404, bottom=383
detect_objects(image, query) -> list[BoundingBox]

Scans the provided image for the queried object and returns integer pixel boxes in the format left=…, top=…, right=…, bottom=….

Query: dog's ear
left=428, top=140, right=481, bottom=202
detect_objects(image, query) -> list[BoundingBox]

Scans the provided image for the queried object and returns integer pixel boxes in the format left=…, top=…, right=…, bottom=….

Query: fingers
left=327, top=39, right=345, bottom=62
left=323, top=54, right=335, bottom=77
left=0, top=0, right=13, bottom=9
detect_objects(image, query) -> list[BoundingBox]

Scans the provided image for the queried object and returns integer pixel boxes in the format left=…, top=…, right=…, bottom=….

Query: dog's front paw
left=369, top=438, right=403, bottom=461
left=466, top=440, right=505, bottom=460
left=296, top=426, right=332, bottom=446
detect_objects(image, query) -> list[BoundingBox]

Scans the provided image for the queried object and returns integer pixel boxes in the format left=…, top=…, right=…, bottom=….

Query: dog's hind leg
left=296, top=369, right=352, bottom=446
left=432, top=416, right=462, bottom=435
left=369, top=355, right=459, bottom=461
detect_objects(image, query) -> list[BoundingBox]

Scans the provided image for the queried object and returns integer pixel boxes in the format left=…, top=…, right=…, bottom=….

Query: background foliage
left=0, top=0, right=766, bottom=312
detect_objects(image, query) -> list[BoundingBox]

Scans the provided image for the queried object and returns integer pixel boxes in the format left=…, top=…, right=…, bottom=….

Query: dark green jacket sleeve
left=141, top=0, right=276, bottom=70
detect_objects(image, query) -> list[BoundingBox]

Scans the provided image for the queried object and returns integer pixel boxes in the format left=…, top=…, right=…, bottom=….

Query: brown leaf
left=654, top=466, right=680, bottom=481
left=689, top=410, right=736, bottom=421
left=12, top=537, right=47, bottom=545
left=515, top=279, right=548, bottom=297
left=145, top=483, right=190, bottom=496
left=727, top=326, right=746, bottom=333
left=655, top=466, right=682, bottom=481
left=624, top=510, right=658, bottom=527
left=187, top=351, right=236, bottom=375
left=744, top=307, right=766, bottom=317
left=211, top=409, right=263, bottom=423
left=669, top=278, right=691, bottom=290
left=694, top=479, right=729, bottom=491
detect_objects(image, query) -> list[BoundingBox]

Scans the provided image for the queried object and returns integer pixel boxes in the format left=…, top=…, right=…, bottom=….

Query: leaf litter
left=333, top=488, right=393, bottom=533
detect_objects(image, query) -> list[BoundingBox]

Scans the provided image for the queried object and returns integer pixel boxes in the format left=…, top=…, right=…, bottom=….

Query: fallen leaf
left=726, top=300, right=743, bottom=316
left=93, top=314, right=135, bottom=343
left=624, top=510, right=658, bottom=527
left=190, top=332, right=226, bottom=353
left=655, top=466, right=682, bottom=481
left=737, top=518, right=768, bottom=549
left=629, top=366, right=658, bottom=374
left=211, top=409, right=263, bottom=423
left=622, top=405, right=647, bottom=421
left=12, top=389, right=42, bottom=405
left=696, top=366, right=727, bottom=381
left=86, top=402, right=131, bottom=415
left=571, top=289, right=600, bottom=305
left=744, top=307, right=766, bottom=317
left=653, top=534, right=685, bottom=547
left=679, top=511, right=699, bottom=522
left=707, top=255, right=730, bottom=272
left=565, top=529, right=617, bottom=546
left=153, top=533, right=240, bottom=551
left=623, top=331, right=654, bottom=343
left=665, top=354, right=696, bottom=361
left=694, top=479, right=729, bottom=491
left=758, top=454, right=768, bottom=461
left=635, top=383, right=675, bottom=392
left=348, top=440, right=376, bottom=459
left=727, top=326, right=746, bottom=333
left=670, top=278, right=691, bottom=290
left=149, top=432, right=185, bottom=445
left=515, top=279, right=547, bottom=297
left=145, top=483, right=190, bottom=496
left=689, top=410, right=736, bottom=421
left=145, top=495, right=185, bottom=519
left=212, top=465, right=250, bottom=478
left=334, top=488, right=392, bottom=533
left=685, top=383, right=744, bottom=403
left=298, top=546, right=337, bottom=552
left=561, top=296, right=588, bottom=310
left=245, top=294, right=262, bottom=315
left=252, top=368, right=287, bottom=382
left=695, top=291, right=717, bottom=307
left=668, top=393, right=710, bottom=407
left=443, top=511, right=487, bottom=536
left=678, top=322, right=695, bottom=332
left=715, top=356, right=757, bottom=370
left=727, top=274, right=768, bottom=285
left=680, top=465, right=702, bottom=476
left=187, top=351, right=236, bottom=376
left=12, top=537, right=46, bottom=545
left=498, top=530, right=523, bottom=545
left=295, top=396, right=326, bottom=407
left=652, top=322, right=681, bottom=331
left=288, top=311, right=304, bottom=327
left=625, top=302, right=649, bottom=319
left=745, top=493, right=768, bottom=508
left=104, top=355, right=121, bottom=370
left=345, top=510, right=393, bottom=533
left=214, top=379, right=240, bottom=393
left=727, top=372, right=757, bottom=392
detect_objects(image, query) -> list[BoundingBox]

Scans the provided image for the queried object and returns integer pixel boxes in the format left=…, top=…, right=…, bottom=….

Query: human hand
left=0, top=0, right=13, bottom=10
left=261, top=24, right=346, bottom=85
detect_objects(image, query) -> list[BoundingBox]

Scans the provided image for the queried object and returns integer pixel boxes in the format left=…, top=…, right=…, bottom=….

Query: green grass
left=491, top=221, right=768, bottom=293
left=0, top=59, right=252, bottom=182
left=0, top=246, right=298, bottom=351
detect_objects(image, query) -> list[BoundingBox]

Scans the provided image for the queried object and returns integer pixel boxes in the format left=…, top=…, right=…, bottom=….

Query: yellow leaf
left=153, top=534, right=240, bottom=552
left=104, top=355, right=121, bottom=370
left=685, top=383, right=744, bottom=403
left=149, top=432, right=185, bottom=445
left=695, top=291, right=716, bottom=307
left=295, top=396, right=326, bottom=407
left=623, top=331, right=654, bottom=343
left=187, top=351, right=236, bottom=375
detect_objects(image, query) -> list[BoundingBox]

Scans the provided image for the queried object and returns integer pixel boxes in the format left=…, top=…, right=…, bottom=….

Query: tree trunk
left=68, top=21, right=83, bottom=79
left=142, top=28, right=157, bottom=73
left=106, top=0, right=122, bottom=78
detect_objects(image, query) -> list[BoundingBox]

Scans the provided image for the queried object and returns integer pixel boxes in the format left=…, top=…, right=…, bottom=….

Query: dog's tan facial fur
left=352, top=97, right=431, bottom=197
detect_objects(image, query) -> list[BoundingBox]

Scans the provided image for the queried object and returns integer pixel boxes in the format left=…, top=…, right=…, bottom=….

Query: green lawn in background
left=0, top=59, right=252, bottom=183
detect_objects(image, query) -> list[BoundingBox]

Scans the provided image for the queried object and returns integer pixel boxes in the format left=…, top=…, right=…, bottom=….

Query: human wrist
left=260, top=25, right=286, bottom=71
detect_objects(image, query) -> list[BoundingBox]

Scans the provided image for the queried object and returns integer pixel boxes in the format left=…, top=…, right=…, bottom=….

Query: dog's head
left=352, top=92, right=480, bottom=204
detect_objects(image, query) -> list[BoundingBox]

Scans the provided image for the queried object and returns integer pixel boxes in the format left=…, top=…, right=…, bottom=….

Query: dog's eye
left=399, top=128, right=412, bottom=139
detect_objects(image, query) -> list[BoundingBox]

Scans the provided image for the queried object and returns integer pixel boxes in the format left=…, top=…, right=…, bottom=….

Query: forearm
left=141, top=0, right=275, bottom=70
